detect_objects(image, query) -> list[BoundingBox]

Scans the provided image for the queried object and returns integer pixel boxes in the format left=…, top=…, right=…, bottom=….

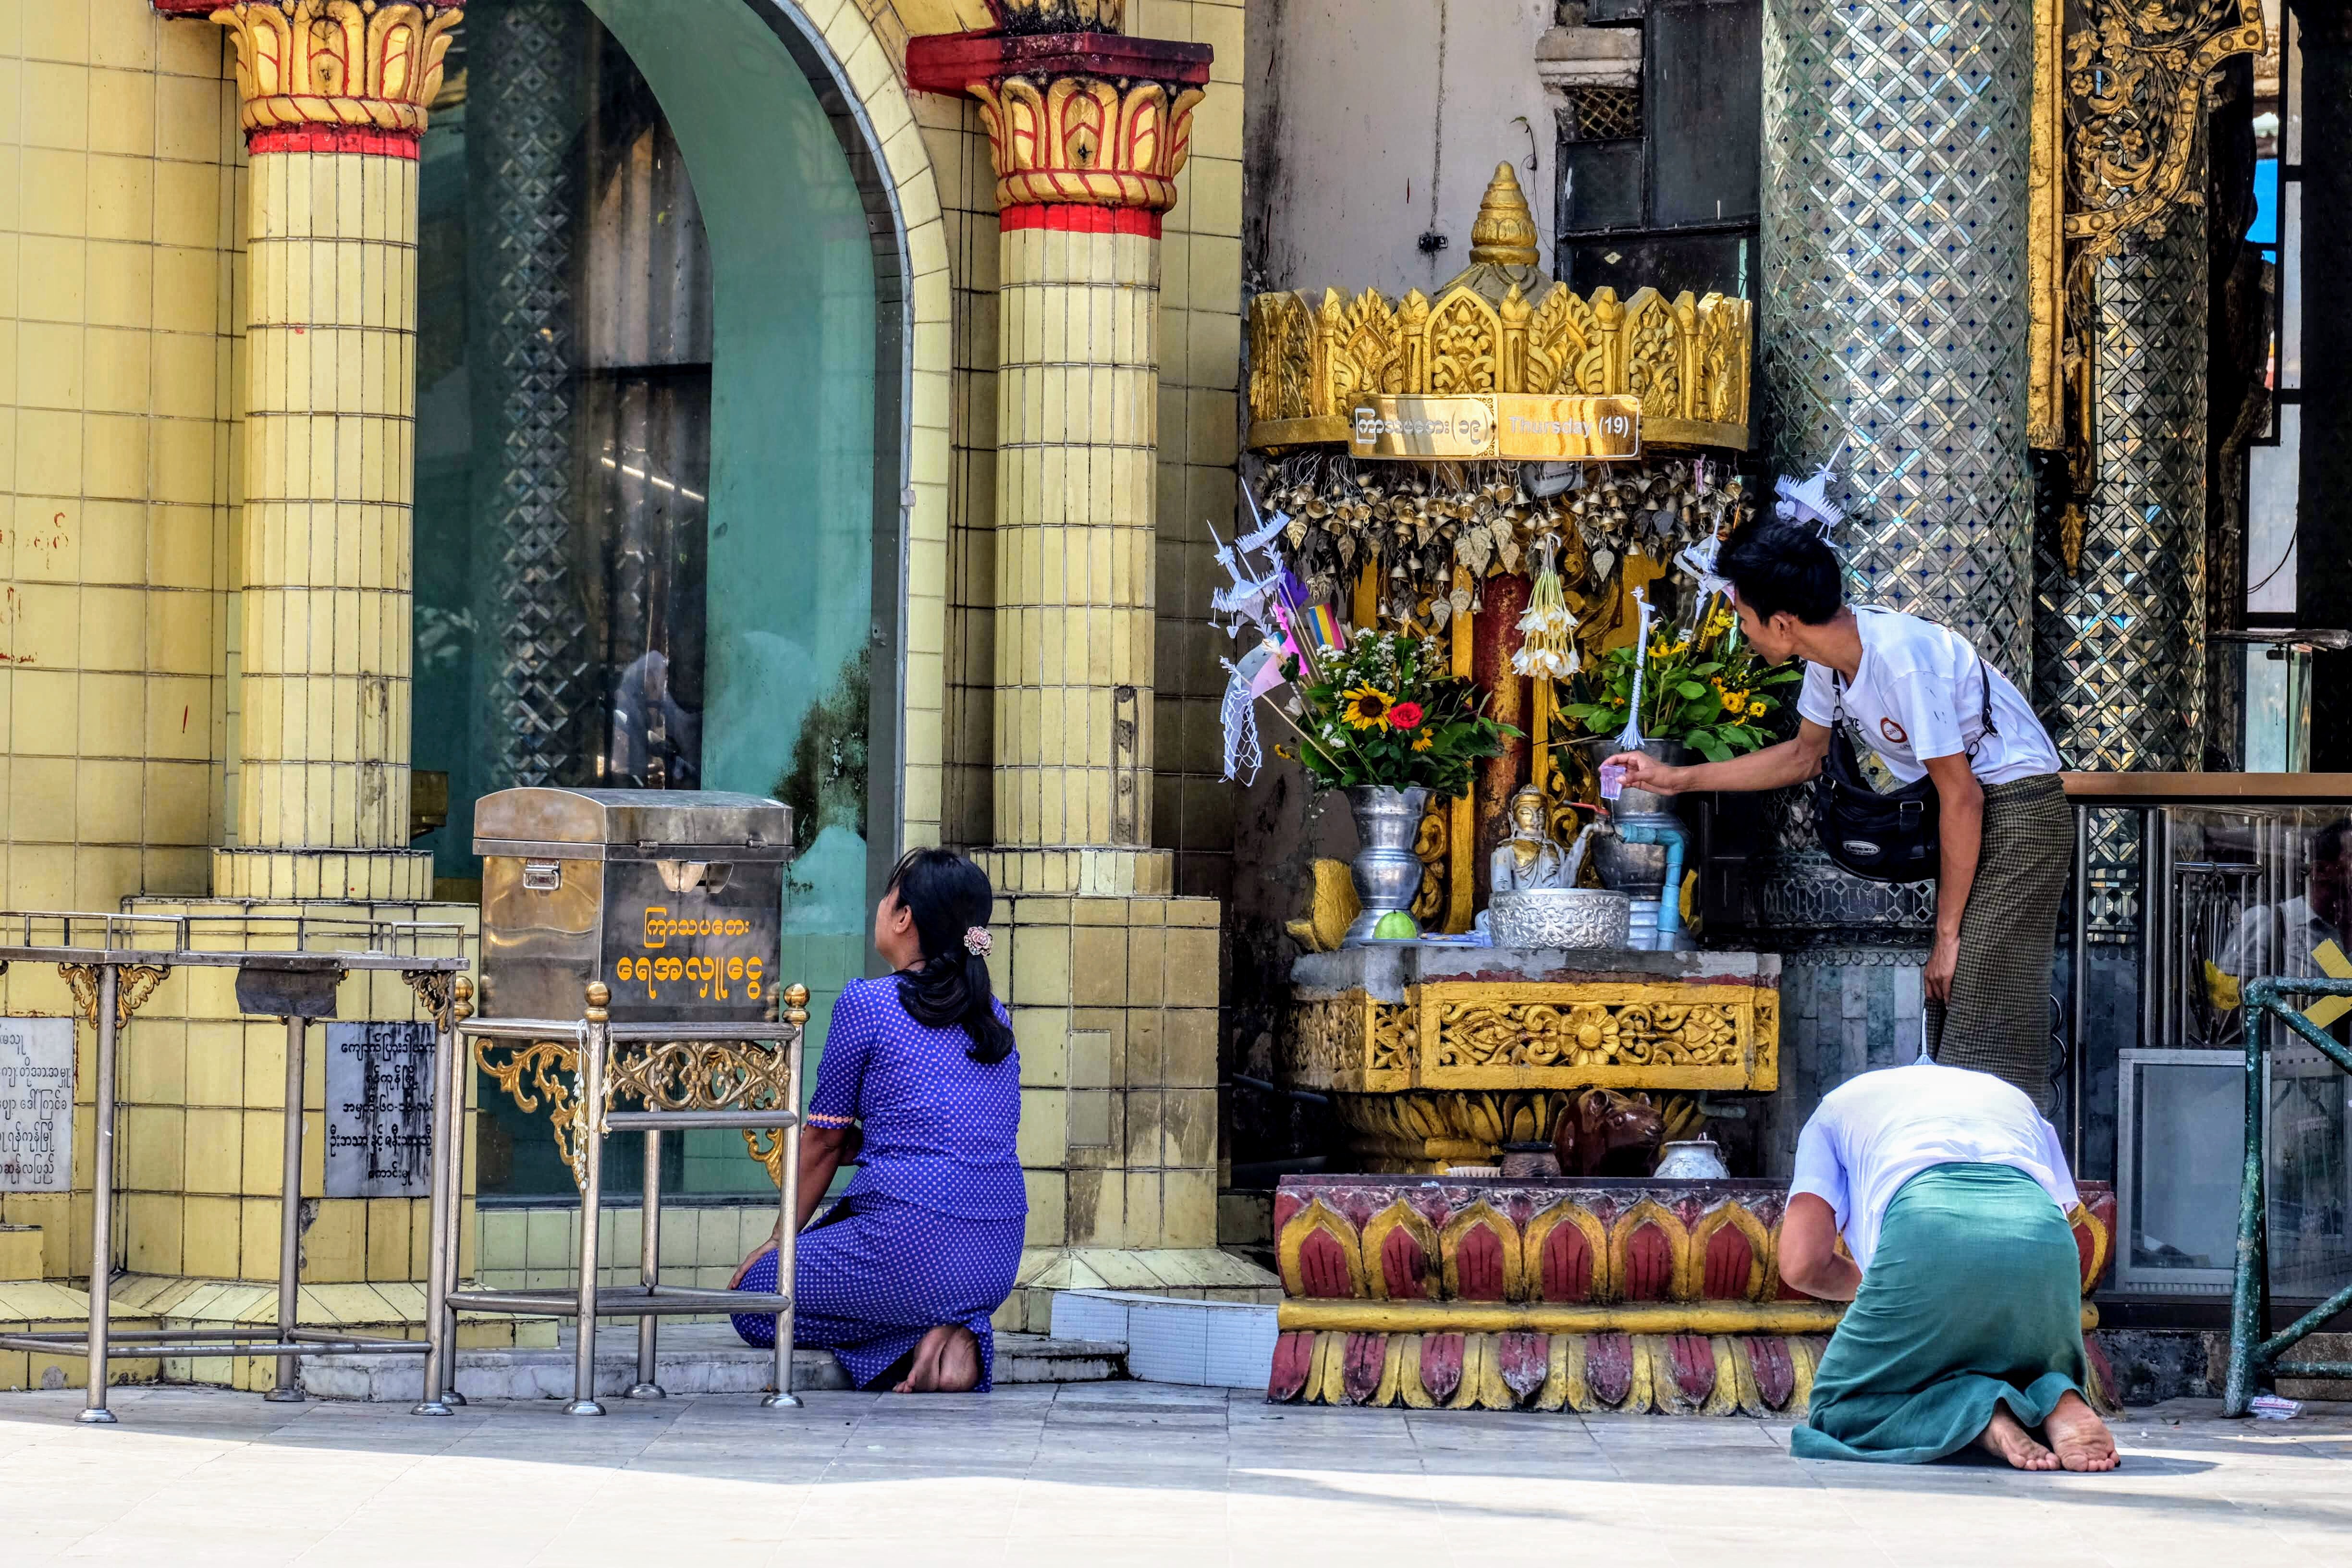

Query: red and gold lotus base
left=1268, top=1174, right=2118, bottom=1415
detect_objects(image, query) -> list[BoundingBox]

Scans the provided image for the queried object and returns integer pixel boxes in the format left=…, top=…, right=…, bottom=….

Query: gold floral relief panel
left=1415, top=982, right=1768, bottom=1091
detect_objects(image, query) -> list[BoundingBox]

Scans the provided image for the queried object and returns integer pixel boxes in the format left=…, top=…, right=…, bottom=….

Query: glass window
left=416, top=0, right=891, bottom=1199
left=1646, top=0, right=1762, bottom=229
left=1554, top=1, right=1760, bottom=305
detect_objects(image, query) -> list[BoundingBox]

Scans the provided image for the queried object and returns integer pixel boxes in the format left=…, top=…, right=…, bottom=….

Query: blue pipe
left=1617, top=819, right=1688, bottom=946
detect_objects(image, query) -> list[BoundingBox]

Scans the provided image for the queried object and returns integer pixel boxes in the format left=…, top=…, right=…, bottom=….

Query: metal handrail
left=0, top=911, right=467, bottom=1425
left=444, top=988, right=810, bottom=1415
left=2223, top=973, right=2352, bottom=1415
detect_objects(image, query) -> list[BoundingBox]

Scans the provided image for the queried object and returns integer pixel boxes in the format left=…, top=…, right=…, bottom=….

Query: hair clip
left=963, top=926, right=992, bottom=956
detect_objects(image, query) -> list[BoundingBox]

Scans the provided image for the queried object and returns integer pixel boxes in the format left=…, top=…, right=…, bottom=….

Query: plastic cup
left=1599, top=760, right=1627, bottom=801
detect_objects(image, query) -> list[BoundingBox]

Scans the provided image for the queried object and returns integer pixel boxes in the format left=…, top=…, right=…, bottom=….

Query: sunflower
left=1340, top=685, right=1395, bottom=730
left=1411, top=734, right=1433, bottom=752
left=1719, top=686, right=1750, bottom=713
left=1748, top=699, right=1767, bottom=718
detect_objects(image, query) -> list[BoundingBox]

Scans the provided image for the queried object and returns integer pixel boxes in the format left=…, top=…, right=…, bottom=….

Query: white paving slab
left=0, top=1388, right=2341, bottom=1566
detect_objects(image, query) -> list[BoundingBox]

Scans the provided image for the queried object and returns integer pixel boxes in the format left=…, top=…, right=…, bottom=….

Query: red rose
left=1387, top=701, right=1424, bottom=730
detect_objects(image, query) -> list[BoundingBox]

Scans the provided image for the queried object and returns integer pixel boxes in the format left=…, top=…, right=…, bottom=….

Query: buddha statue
left=1490, top=785, right=1568, bottom=894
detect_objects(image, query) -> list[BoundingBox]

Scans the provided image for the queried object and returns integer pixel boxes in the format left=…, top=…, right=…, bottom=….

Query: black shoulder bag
left=1813, top=659, right=1997, bottom=883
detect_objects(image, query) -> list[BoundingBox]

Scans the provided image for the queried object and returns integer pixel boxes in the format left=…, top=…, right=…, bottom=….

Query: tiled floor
left=0, top=1385, right=2345, bottom=1565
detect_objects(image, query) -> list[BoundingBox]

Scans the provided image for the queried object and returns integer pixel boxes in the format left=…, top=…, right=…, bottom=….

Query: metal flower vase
left=1343, top=785, right=1431, bottom=945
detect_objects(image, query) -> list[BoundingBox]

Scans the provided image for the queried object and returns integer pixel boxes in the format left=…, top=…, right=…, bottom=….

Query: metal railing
left=2224, top=973, right=2352, bottom=1415
left=441, top=982, right=810, bottom=1416
left=0, top=913, right=468, bottom=1425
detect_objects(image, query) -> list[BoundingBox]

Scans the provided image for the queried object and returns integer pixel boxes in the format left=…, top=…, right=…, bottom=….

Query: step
left=302, top=1324, right=1127, bottom=1402
left=1050, top=1289, right=1278, bottom=1389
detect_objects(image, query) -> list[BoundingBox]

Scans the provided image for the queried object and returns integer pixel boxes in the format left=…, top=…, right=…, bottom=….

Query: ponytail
left=884, top=848, right=1015, bottom=1065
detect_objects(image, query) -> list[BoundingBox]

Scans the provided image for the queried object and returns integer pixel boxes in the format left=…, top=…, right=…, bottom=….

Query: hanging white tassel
left=1220, top=667, right=1265, bottom=784
left=1510, top=535, right=1580, bottom=680
left=1617, top=587, right=1654, bottom=751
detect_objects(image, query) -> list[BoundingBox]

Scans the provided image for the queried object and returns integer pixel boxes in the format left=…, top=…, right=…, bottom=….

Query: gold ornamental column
left=211, top=1, right=459, bottom=900
left=911, top=26, right=1274, bottom=1314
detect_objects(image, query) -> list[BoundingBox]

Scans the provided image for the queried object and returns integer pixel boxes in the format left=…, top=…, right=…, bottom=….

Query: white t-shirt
left=2219, top=895, right=2345, bottom=983
left=1788, top=1062, right=2078, bottom=1273
left=1794, top=607, right=2061, bottom=786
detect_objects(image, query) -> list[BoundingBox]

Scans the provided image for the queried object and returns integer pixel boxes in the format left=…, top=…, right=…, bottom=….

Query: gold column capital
left=970, top=72, right=1205, bottom=217
left=209, top=0, right=462, bottom=152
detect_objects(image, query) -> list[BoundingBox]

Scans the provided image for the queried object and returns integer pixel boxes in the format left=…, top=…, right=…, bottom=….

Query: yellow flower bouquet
left=1561, top=603, right=1797, bottom=762
left=1279, top=628, right=1514, bottom=796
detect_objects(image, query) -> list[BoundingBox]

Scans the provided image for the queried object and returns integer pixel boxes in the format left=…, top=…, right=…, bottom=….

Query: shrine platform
left=1268, top=1172, right=2119, bottom=1417
left=1282, top=945, right=1780, bottom=1168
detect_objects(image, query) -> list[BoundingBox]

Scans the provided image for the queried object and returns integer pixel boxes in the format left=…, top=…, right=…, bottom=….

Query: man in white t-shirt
left=1607, top=520, right=2070, bottom=1109
left=1780, top=1061, right=2119, bottom=1470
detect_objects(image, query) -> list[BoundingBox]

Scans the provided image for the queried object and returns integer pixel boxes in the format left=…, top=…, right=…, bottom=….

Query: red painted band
left=999, top=204, right=1161, bottom=239
left=248, top=125, right=422, bottom=159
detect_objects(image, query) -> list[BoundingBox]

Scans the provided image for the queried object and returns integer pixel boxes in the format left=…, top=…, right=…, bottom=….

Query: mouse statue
left=1551, top=1087, right=1666, bottom=1177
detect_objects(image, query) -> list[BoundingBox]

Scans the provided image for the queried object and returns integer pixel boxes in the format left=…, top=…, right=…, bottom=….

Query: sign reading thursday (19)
left=1348, top=393, right=1642, bottom=462
left=0, top=1017, right=74, bottom=1192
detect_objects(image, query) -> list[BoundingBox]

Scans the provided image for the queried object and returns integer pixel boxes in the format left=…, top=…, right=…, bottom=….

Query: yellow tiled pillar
left=205, top=0, right=459, bottom=901
left=989, top=195, right=1170, bottom=850
left=87, top=1, right=478, bottom=1316
left=914, top=21, right=1273, bottom=1312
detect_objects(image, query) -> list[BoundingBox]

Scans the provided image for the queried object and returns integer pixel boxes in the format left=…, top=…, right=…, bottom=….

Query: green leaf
left=1690, top=731, right=1731, bottom=763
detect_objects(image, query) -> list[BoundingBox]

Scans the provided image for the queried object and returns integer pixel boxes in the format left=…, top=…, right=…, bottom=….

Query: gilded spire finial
left=1468, top=163, right=1541, bottom=269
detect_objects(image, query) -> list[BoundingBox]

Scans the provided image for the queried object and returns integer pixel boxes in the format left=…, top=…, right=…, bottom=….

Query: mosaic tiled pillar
left=1761, top=0, right=2035, bottom=671
left=1749, top=1, right=2035, bottom=1116
left=2034, top=177, right=2210, bottom=772
left=208, top=1, right=461, bottom=900
left=1754, top=0, right=2034, bottom=945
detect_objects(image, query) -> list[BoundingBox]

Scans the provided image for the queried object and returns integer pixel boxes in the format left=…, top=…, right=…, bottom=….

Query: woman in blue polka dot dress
left=729, top=847, right=1025, bottom=1392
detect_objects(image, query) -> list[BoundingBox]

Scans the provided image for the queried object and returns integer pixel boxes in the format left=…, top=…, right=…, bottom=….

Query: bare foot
left=1976, top=1407, right=2059, bottom=1470
left=2043, top=1391, right=2121, bottom=1472
left=892, top=1325, right=981, bottom=1393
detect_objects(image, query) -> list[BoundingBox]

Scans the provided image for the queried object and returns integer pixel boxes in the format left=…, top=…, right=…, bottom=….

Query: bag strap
left=1963, top=657, right=1999, bottom=760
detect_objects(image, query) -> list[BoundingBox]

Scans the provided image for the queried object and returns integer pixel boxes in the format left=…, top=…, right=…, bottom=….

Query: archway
left=411, top=0, right=923, bottom=1196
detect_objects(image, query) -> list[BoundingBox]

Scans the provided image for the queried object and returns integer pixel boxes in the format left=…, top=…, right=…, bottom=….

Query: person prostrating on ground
left=1778, top=1059, right=2119, bottom=1470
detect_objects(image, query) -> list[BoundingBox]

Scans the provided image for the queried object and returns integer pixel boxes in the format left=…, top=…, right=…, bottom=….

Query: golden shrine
left=1249, top=164, right=1774, bottom=1172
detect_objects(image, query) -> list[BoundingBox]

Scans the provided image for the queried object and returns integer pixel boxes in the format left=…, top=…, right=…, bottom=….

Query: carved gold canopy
left=1246, top=165, right=1753, bottom=453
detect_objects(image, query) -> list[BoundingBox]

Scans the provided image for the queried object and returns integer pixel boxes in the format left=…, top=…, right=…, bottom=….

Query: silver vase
left=1343, top=785, right=1431, bottom=945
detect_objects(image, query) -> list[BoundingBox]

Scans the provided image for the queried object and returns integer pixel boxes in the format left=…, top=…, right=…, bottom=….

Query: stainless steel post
left=627, top=1127, right=663, bottom=1399
left=77, top=964, right=122, bottom=1425
left=763, top=1000, right=807, bottom=1410
left=2070, top=805, right=2090, bottom=1167
left=414, top=1005, right=456, bottom=1416
left=567, top=988, right=610, bottom=1416
left=2138, top=808, right=2158, bottom=1055
left=438, top=995, right=468, bottom=1405
left=266, top=1014, right=309, bottom=1402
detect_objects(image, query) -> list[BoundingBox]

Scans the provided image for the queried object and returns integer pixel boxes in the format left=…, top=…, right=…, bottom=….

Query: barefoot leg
left=2042, top=1391, right=2120, bottom=1472
left=892, top=1325, right=983, bottom=1393
left=1975, top=1406, right=2059, bottom=1470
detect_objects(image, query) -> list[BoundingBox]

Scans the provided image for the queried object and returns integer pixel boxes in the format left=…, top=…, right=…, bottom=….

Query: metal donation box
left=473, top=788, right=793, bottom=1025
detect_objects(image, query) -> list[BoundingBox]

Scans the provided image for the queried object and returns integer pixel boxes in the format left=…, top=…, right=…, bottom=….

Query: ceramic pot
left=1343, top=785, right=1432, bottom=945
left=1652, top=1138, right=1730, bottom=1180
